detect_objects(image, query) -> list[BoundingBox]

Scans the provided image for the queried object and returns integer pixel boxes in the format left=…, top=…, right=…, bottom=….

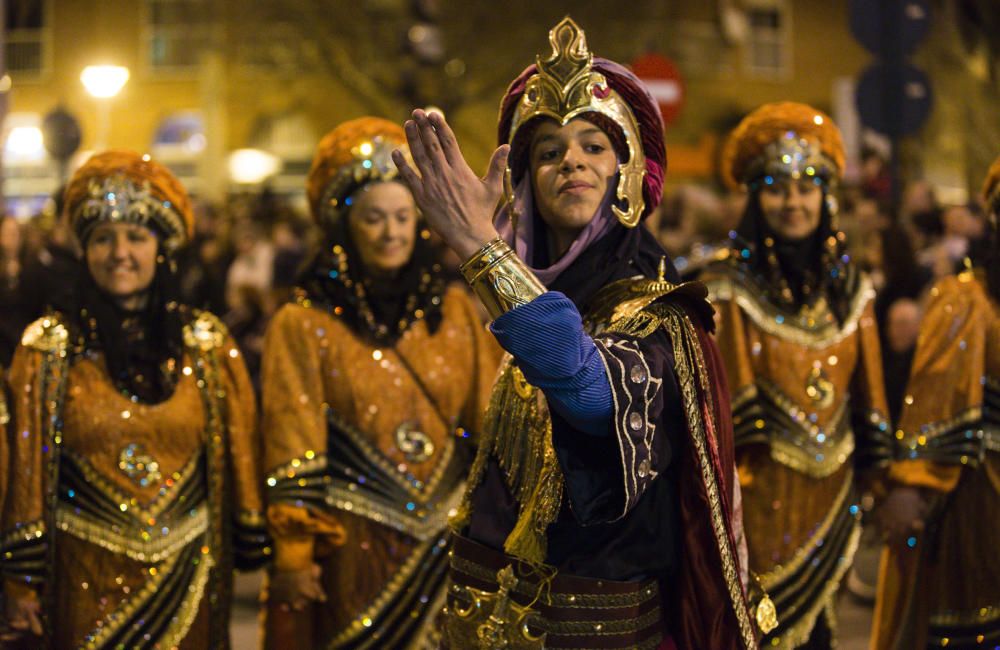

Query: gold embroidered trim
left=324, top=537, right=445, bottom=647
left=757, top=470, right=855, bottom=589
left=538, top=607, right=660, bottom=636
left=182, top=311, right=227, bottom=352
left=0, top=391, right=8, bottom=427
left=898, top=405, right=983, bottom=450
left=929, top=603, right=1000, bottom=627
left=564, top=636, right=663, bottom=650
left=705, top=272, right=874, bottom=350
left=758, top=382, right=854, bottom=478
left=449, top=556, right=659, bottom=610
left=0, top=520, right=46, bottom=548
left=55, top=504, right=208, bottom=563
left=21, top=315, right=69, bottom=353
left=324, top=479, right=465, bottom=542
left=236, top=509, right=266, bottom=528
left=591, top=337, right=662, bottom=518
left=663, top=306, right=757, bottom=647
left=586, top=272, right=711, bottom=336
left=764, top=529, right=860, bottom=650
left=80, top=544, right=214, bottom=649
left=267, top=409, right=457, bottom=502
left=61, top=448, right=204, bottom=523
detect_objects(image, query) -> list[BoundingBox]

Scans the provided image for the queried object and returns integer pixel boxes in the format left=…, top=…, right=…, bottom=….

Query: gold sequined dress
left=262, top=284, right=498, bottom=649
left=0, top=311, right=265, bottom=649
left=872, top=270, right=1000, bottom=649
left=705, top=260, right=890, bottom=647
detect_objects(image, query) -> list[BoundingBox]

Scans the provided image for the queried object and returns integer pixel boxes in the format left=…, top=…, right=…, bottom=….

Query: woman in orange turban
left=260, top=118, right=499, bottom=648
left=702, top=103, right=890, bottom=648
left=870, top=155, right=1000, bottom=648
left=1, top=151, right=267, bottom=648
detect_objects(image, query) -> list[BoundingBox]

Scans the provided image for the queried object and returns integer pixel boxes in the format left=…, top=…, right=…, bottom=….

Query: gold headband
left=507, top=17, right=646, bottom=227
left=72, top=174, right=188, bottom=251
left=318, top=135, right=408, bottom=223
left=744, top=132, right=839, bottom=186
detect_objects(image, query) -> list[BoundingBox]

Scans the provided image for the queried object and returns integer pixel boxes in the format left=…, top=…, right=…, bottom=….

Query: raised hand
left=5, top=592, right=43, bottom=637
left=392, top=109, right=510, bottom=260
left=877, top=485, right=929, bottom=546
left=270, top=563, right=327, bottom=612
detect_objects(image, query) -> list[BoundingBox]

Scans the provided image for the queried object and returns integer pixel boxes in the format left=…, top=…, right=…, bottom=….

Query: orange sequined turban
left=721, top=101, right=845, bottom=190
left=306, top=116, right=408, bottom=224
left=64, top=150, right=193, bottom=251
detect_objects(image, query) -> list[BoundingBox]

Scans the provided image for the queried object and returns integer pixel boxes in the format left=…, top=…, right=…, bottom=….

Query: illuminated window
left=744, top=0, right=792, bottom=80
left=4, top=0, right=51, bottom=80
left=144, top=0, right=213, bottom=72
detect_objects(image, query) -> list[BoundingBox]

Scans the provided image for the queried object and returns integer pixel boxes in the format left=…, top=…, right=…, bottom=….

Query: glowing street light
left=80, top=65, right=130, bottom=149
left=228, top=149, right=281, bottom=184
left=80, top=65, right=130, bottom=98
left=5, top=126, right=46, bottom=161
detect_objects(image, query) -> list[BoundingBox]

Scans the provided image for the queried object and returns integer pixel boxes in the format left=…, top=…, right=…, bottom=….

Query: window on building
left=5, top=0, right=51, bottom=79
left=744, top=0, right=792, bottom=79
left=144, top=0, right=213, bottom=72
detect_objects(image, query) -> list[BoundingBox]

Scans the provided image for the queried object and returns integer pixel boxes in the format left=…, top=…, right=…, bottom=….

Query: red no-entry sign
left=631, top=53, right=685, bottom=127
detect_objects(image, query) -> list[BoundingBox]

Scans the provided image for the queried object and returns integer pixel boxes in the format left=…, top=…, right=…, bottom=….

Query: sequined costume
left=440, top=19, right=757, bottom=650
left=0, top=151, right=267, bottom=649
left=703, top=103, right=890, bottom=648
left=261, top=118, right=500, bottom=649
left=871, top=157, right=1000, bottom=649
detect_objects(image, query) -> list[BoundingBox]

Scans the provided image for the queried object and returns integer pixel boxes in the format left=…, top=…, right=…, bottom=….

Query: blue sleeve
left=490, top=292, right=613, bottom=436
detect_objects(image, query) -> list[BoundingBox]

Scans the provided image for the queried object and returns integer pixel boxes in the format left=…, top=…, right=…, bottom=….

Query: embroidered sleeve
left=2, top=344, right=49, bottom=590
left=217, top=333, right=271, bottom=570
left=850, top=298, right=893, bottom=472
left=591, top=336, right=665, bottom=515
left=490, top=291, right=613, bottom=435
left=261, top=305, right=346, bottom=571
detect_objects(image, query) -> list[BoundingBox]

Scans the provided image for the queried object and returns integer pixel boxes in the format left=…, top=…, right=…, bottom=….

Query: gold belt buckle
left=446, top=565, right=546, bottom=649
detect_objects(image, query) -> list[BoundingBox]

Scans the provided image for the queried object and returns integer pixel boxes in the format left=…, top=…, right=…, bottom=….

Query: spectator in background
left=271, top=218, right=309, bottom=290
left=176, top=201, right=231, bottom=315
left=860, top=147, right=892, bottom=205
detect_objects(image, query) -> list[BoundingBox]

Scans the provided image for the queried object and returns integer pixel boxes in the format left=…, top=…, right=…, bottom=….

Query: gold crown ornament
left=317, top=135, right=405, bottom=223
left=506, top=17, right=646, bottom=227
left=722, top=102, right=845, bottom=190
left=307, top=116, right=411, bottom=224
left=72, top=174, right=189, bottom=251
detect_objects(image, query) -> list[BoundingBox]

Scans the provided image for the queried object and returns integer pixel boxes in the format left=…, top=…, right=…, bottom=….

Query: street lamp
left=80, top=65, right=129, bottom=149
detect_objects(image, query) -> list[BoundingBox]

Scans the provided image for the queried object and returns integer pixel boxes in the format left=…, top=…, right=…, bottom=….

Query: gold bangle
left=459, top=238, right=545, bottom=320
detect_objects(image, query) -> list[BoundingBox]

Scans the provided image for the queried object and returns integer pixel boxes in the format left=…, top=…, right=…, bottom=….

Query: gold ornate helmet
left=64, top=150, right=194, bottom=252
left=498, top=17, right=667, bottom=228
left=721, top=102, right=845, bottom=191
left=307, top=117, right=409, bottom=224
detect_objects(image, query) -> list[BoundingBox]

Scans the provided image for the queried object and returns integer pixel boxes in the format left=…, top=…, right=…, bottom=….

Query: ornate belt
left=732, top=381, right=856, bottom=477
left=443, top=534, right=665, bottom=650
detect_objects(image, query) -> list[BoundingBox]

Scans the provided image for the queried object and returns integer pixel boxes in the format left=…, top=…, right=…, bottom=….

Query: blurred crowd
left=0, top=151, right=990, bottom=421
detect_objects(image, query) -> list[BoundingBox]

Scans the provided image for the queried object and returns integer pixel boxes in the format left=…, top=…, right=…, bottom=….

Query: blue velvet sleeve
left=489, top=292, right=613, bottom=436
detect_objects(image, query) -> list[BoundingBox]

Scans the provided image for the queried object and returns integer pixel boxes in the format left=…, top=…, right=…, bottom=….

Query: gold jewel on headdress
left=73, top=174, right=188, bottom=251
left=745, top=130, right=838, bottom=186
left=319, top=135, right=407, bottom=223
left=507, top=17, right=646, bottom=228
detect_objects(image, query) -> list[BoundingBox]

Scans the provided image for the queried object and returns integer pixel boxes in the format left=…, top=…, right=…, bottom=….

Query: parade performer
left=1, top=150, right=267, bottom=648
left=702, top=102, right=890, bottom=648
left=871, top=155, right=1000, bottom=649
left=261, top=117, right=499, bottom=649
left=393, top=17, right=758, bottom=650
